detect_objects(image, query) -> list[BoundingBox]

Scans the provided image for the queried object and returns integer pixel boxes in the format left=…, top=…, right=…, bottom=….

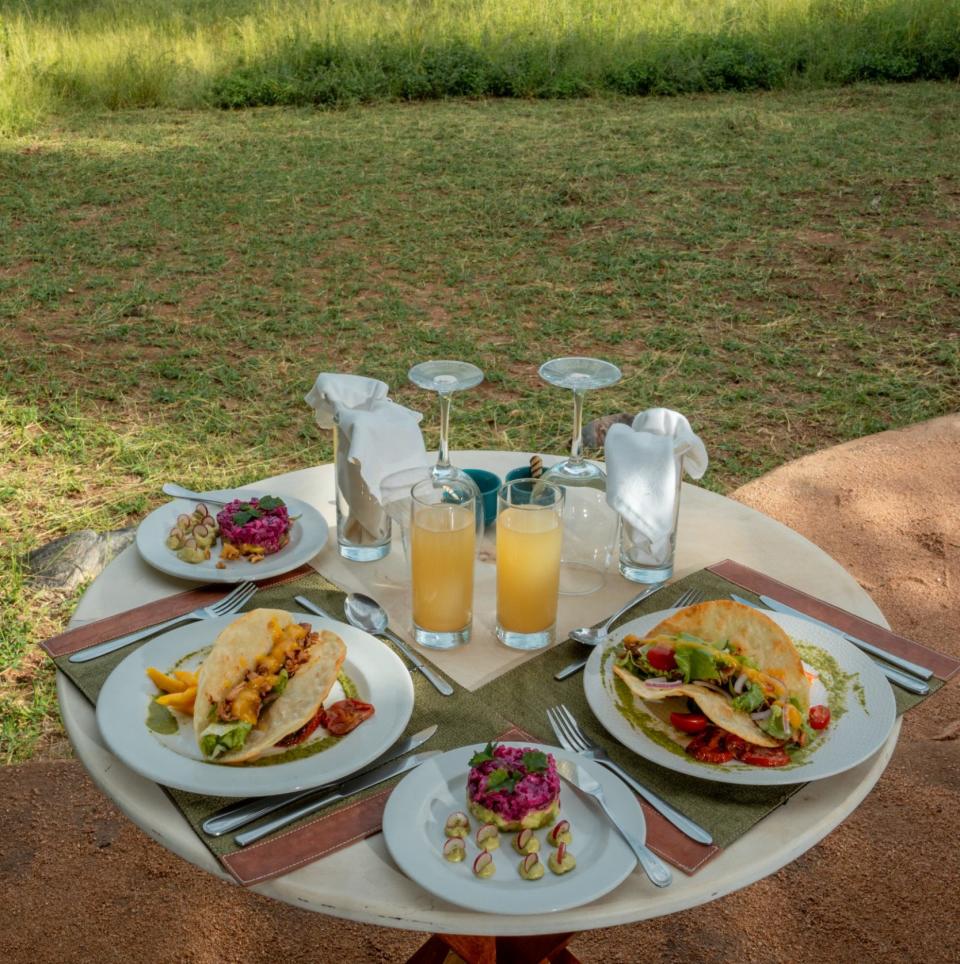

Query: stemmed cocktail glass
left=538, top=356, right=622, bottom=595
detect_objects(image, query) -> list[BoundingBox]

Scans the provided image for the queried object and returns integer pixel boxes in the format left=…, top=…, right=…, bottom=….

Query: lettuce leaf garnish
left=674, top=646, right=720, bottom=684
left=199, top=721, right=253, bottom=759
left=732, top=682, right=766, bottom=713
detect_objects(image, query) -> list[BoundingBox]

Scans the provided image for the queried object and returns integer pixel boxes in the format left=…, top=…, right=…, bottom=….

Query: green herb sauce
left=145, top=699, right=179, bottom=735
left=795, top=642, right=857, bottom=720
left=338, top=671, right=358, bottom=700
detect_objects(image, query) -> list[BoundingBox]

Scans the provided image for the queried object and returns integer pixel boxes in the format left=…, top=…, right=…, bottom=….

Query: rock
left=582, top=412, right=633, bottom=449
left=26, top=527, right=136, bottom=592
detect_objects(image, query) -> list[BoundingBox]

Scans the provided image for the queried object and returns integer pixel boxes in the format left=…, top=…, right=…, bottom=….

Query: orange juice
left=411, top=503, right=475, bottom=632
left=496, top=506, right=562, bottom=633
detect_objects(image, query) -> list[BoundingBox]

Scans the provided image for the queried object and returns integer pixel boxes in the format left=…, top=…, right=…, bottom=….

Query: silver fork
left=547, top=704, right=713, bottom=846
left=553, top=586, right=706, bottom=681
left=555, top=758, right=672, bottom=888
left=69, top=581, right=259, bottom=663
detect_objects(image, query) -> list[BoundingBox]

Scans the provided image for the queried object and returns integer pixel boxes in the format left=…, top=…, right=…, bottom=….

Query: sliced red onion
left=733, top=673, right=748, bottom=694
left=646, top=676, right=667, bottom=684
left=751, top=708, right=773, bottom=721
left=697, top=681, right=727, bottom=695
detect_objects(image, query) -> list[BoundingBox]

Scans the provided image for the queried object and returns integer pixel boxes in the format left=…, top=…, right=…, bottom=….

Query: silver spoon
left=343, top=592, right=454, bottom=697
left=569, top=583, right=668, bottom=647
left=162, top=483, right=232, bottom=505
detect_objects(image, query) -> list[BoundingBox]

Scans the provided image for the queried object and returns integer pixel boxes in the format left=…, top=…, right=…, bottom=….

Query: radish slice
left=519, top=852, right=544, bottom=880
left=522, top=853, right=540, bottom=873
left=444, top=811, right=470, bottom=838
left=472, top=851, right=495, bottom=878
left=513, top=828, right=539, bottom=854
left=442, top=838, right=465, bottom=862
left=476, top=823, right=500, bottom=851
left=547, top=819, right=571, bottom=846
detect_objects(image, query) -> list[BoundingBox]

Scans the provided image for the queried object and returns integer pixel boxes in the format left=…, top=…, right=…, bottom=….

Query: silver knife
left=202, top=724, right=438, bottom=837
left=730, top=594, right=929, bottom=696
left=756, top=594, right=933, bottom=681
left=295, top=595, right=454, bottom=697
left=234, top=749, right=439, bottom=847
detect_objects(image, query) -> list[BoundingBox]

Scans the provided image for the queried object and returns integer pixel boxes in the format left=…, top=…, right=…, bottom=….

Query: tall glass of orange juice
left=410, top=478, right=476, bottom=649
left=496, top=479, right=564, bottom=650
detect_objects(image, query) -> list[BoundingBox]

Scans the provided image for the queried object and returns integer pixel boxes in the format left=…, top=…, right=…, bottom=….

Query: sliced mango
left=173, top=669, right=198, bottom=687
left=156, top=686, right=197, bottom=713
left=146, top=667, right=187, bottom=694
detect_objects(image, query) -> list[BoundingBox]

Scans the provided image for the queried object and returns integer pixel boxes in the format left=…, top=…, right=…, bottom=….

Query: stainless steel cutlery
left=547, top=704, right=713, bottom=846
left=202, top=724, right=438, bottom=837
left=69, top=580, right=258, bottom=663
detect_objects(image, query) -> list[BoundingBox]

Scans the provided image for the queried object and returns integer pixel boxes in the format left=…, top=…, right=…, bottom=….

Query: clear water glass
left=410, top=477, right=476, bottom=649
left=496, top=479, right=564, bottom=651
left=538, top=356, right=622, bottom=595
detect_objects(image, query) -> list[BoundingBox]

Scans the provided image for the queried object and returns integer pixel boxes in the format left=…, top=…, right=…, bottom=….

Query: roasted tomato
left=323, top=699, right=375, bottom=736
left=276, top=705, right=327, bottom=748
left=685, top=727, right=733, bottom=764
left=647, top=646, right=677, bottom=672
left=808, top=704, right=831, bottom=730
left=670, top=712, right=710, bottom=734
left=739, top=745, right=791, bottom=767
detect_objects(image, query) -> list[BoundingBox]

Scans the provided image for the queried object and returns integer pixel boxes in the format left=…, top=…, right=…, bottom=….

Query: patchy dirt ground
left=1, top=416, right=958, bottom=963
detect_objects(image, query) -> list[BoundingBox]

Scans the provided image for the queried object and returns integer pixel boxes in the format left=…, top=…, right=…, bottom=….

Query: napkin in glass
left=305, top=374, right=430, bottom=542
left=605, top=408, right=708, bottom=567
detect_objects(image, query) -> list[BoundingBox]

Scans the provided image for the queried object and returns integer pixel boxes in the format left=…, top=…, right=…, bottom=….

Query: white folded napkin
left=605, top=408, right=708, bottom=566
left=305, top=374, right=431, bottom=539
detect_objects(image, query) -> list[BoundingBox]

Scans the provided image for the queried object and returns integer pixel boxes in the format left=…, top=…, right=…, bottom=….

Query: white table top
left=58, top=450, right=899, bottom=936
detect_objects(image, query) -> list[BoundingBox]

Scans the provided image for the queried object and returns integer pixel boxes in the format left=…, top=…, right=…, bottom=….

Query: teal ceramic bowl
left=464, top=469, right=502, bottom=526
left=505, top=465, right=534, bottom=483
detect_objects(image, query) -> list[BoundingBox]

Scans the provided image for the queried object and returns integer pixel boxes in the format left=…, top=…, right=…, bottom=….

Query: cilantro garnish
left=485, top=767, right=522, bottom=794
left=468, top=742, right=496, bottom=767
left=522, top=750, right=549, bottom=773
left=229, top=495, right=285, bottom=526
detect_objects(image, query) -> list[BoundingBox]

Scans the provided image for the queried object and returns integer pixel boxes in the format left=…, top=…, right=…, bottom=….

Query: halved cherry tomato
left=685, top=727, right=733, bottom=764
left=739, top=745, right=791, bottom=767
left=323, top=699, right=375, bottom=736
left=647, top=646, right=677, bottom=672
left=808, top=704, right=831, bottom=730
left=276, top=705, right=327, bottom=748
left=670, top=712, right=710, bottom=734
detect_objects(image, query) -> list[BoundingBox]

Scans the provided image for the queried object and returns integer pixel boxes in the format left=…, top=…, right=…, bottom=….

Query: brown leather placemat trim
left=222, top=724, right=720, bottom=886
left=709, top=559, right=959, bottom=680
left=41, top=564, right=315, bottom=658
left=642, top=802, right=718, bottom=874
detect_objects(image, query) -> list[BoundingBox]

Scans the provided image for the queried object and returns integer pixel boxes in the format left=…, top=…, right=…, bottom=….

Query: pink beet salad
left=216, top=496, right=292, bottom=556
left=467, top=744, right=560, bottom=823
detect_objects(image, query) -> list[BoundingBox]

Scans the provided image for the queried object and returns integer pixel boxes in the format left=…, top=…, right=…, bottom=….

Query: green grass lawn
left=1, top=82, right=958, bottom=762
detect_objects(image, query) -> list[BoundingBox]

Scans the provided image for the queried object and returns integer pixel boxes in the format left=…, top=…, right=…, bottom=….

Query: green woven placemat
left=56, top=566, right=941, bottom=865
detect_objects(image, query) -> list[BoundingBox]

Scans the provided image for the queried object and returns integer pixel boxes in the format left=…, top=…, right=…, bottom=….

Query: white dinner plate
left=383, top=742, right=641, bottom=915
left=584, top=608, right=897, bottom=787
left=136, top=493, right=328, bottom=583
left=96, top=611, right=414, bottom=796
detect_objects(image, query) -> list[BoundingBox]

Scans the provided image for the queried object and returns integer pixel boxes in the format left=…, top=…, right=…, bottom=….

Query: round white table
left=58, top=450, right=899, bottom=939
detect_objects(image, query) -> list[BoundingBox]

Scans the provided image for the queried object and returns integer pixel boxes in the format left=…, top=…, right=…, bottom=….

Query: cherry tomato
left=276, top=705, right=327, bottom=748
left=808, top=704, right=831, bottom=730
left=670, top=712, right=710, bottom=734
left=323, top=699, right=375, bottom=736
left=647, top=646, right=677, bottom=672
left=685, top=727, right=733, bottom=764
left=739, top=745, right=791, bottom=767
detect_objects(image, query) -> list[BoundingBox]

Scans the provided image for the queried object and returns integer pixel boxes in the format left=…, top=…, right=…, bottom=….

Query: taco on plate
left=193, top=608, right=346, bottom=763
left=613, top=600, right=820, bottom=766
